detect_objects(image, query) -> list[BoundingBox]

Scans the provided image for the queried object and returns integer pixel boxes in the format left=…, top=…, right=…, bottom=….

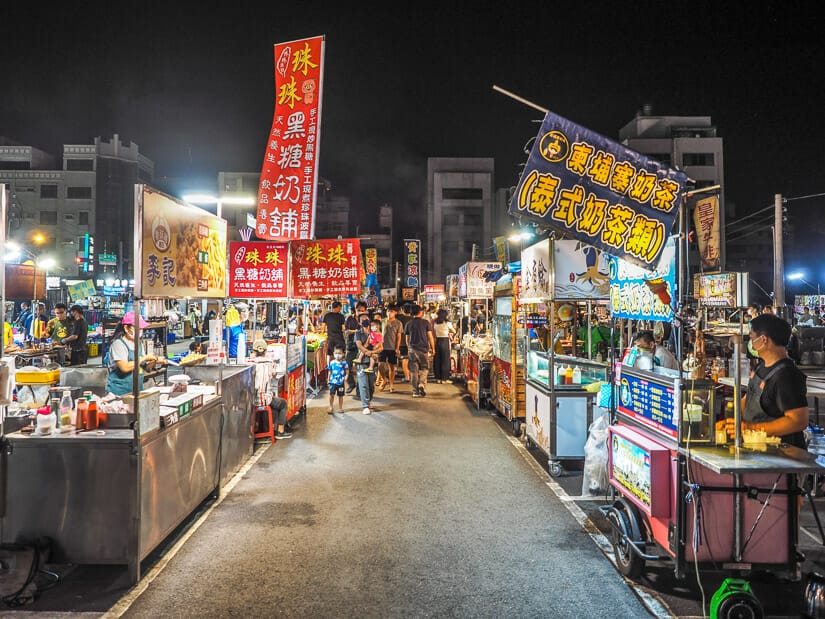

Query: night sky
left=4, top=3, right=825, bottom=280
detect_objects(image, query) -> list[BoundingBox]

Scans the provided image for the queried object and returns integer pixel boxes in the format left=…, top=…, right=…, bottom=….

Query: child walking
left=327, top=345, right=349, bottom=414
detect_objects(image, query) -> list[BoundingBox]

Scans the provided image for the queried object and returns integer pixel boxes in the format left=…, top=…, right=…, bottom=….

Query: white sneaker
left=362, top=407, right=372, bottom=415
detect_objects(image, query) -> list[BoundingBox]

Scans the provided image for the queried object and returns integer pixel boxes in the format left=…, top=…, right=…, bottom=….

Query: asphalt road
left=116, top=379, right=651, bottom=618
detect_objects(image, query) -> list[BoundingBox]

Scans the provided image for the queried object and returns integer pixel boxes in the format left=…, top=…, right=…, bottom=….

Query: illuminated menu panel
left=618, top=371, right=677, bottom=439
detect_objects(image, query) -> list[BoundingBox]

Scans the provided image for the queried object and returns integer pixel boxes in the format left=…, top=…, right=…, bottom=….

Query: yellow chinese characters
left=266, top=249, right=284, bottom=266
left=292, top=42, right=318, bottom=76
left=516, top=170, right=560, bottom=217
left=278, top=76, right=302, bottom=109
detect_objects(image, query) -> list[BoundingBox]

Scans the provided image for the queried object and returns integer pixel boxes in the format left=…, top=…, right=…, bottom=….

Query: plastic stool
left=253, top=405, right=276, bottom=443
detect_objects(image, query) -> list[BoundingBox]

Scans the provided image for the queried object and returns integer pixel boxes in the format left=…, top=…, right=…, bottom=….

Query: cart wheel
left=715, top=592, right=763, bottom=619
left=524, top=436, right=533, bottom=449
left=512, top=420, right=521, bottom=437
left=606, top=504, right=645, bottom=579
left=548, top=461, right=563, bottom=477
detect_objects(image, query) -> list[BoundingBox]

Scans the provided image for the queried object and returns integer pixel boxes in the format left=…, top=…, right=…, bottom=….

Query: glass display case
left=491, top=315, right=526, bottom=363
left=526, top=350, right=608, bottom=390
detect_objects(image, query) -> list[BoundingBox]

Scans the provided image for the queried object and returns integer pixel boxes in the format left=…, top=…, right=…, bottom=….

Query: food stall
left=0, top=186, right=253, bottom=584
left=457, top=261, right=501, bottom=408
left=491, top=272, right=526, bottom=435
left=522, top=238, right=612, bottom=476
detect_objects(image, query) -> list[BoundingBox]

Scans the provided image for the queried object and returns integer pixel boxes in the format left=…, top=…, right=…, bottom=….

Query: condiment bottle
left=59, top=390, right=74, bottom=428
left=50, top=398, right=61, bottom=430
left=36, top=406, right=56, bottom=435
left=76, top=397, right=88, bottom=430
left=565, top=365, right=573, bottom=385
left=86, top=398, right=99, bottom=430
left=556, top=363, right=565, bottom=385
left=572, top=366, right=582, bottom=385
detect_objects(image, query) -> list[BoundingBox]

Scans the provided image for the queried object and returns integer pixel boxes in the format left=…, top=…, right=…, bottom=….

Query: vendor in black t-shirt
left=717, top=313, right=808, bottom=448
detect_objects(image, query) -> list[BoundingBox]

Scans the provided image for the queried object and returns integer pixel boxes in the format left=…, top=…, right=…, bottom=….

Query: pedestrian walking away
left=322, top=301, right=347, bottom=359
left=344, top=301, right=367, bottom=395
left=378, top=305, right=403, bottom=392
left=405, top=304, right=435, bottom=398
left=432, top=308, right=455, bottom=383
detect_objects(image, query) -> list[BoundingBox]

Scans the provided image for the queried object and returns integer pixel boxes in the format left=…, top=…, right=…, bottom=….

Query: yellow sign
left=138, top=186, right=228, bottom=298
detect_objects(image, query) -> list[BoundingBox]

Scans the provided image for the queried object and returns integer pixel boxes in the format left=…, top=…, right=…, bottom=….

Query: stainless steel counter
left=686, top=444, right=825, bottom=474
left=183, top=364, right=254, bottom=486
left=1, top=397, right=223, bottom=582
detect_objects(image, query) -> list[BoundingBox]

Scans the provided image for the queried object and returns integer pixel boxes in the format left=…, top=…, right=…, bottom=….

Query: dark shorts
left=399, top=346, right=408, bottom=359
left=378, top=350, right=398, bottom=364
left=329, top=383, right=345, bottom=396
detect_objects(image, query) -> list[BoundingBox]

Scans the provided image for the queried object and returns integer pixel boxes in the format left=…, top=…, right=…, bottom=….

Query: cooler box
left=88, top=342, right=100, bottom=357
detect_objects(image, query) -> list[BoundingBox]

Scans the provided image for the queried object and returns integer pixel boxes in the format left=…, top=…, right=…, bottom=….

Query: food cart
left=457, top=261, right=500, bottom=408
left=0, top=186, right=258, bottom=584
left=521, top=238, right=612, bottom=476
left=491, top=272, right=526, bottom=435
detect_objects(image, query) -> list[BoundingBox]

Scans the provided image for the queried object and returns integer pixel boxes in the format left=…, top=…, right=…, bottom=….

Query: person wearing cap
left=106, top=311, right=165, bottom=396
left=60, top=305, right=89, bottom=365
left=250, top=339, right=292, bottom=439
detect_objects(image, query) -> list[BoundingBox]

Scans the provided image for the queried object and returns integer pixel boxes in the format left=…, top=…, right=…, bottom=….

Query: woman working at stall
left=106, top=311, right=165, bottom=396
left=717, top=313, right=808, bottom=448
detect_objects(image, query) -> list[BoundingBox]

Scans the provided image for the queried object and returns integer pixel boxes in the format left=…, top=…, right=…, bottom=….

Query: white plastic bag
left=581, top=413, right=610, bottom=496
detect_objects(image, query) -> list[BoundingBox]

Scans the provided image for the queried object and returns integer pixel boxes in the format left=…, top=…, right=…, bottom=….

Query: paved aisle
left=119, top=382, right=650, bottom=618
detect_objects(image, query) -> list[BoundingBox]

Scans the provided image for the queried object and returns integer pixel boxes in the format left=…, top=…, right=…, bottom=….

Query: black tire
left=512, top=420, right=521, bottom=437
left=716, top=592, right=763, bottom=619
left=548, top=461, right=563, bottom=477
left=607, top=506, right=644, bottom=579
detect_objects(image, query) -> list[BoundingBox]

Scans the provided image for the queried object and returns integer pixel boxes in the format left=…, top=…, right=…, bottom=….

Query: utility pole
left=773, top=193, right=785, bottom=317
left=394, top=261, right=400, bottom=303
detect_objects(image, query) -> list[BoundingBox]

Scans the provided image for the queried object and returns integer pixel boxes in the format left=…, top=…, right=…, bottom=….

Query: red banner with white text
left=228, top=241, right=289, bottom=298
left=290, top=238, right=361, bottom=298
left=256, top=35, right=325, bottom=241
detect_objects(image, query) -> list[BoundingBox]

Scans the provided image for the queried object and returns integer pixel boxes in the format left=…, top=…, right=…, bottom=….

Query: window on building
left=682, top=153, right=715, bottom=167
left=40, top=211, right=58, bottom=225
left=463, top=209, right=483, bottom=226
left=66, top=159, right=94, bottom=171
left=67, top=186, right=93, bottom=199
left=40, top=184, right=58, bottom=199
left=78, top=211, right=90, bottom=226
left=443, top=213, right=460, bottom=226
left=652, top=153, right=672, bottom=165
left=442, top=187, right=483, bottom=200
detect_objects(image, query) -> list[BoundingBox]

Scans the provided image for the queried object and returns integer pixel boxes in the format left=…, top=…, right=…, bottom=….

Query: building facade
left=426, top=157, right=495, bottom=282
left=0, top=135, right=153, bottom=281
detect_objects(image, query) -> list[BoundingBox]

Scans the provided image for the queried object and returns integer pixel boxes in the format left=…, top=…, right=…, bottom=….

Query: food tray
left=16, top=368, right=60, bottom=384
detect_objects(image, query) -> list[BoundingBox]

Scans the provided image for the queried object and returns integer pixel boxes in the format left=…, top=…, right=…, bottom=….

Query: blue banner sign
left=609, top=238, right=676, bottom=322
left=509, top=111, right=688, bottom=269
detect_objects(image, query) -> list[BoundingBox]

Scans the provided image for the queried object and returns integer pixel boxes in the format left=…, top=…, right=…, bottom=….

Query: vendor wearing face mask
left=631, top=330, right=679, bottom=370
left=717, top=314, right=808, bottom=447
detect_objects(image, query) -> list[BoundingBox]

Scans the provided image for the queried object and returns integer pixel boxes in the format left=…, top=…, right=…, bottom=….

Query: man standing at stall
left=405, top=304, right=435, bottom=398
left=60, top=305, right=88, bottom=366
left=46, top=303, right=72, bottom=342
left=718, top=313, right=808, bottom=448
left=322, top=301, right=346, bottom=360
left=631, top=330, right=679, bottom=370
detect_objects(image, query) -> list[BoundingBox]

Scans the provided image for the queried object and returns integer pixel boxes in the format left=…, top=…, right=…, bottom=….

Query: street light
left=788, top=271, right=821, bottom=295
left=182, top=193, right=256, bottom=219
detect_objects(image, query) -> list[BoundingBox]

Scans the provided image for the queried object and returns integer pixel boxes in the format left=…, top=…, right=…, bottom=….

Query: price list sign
left=618, top=372, right=677, bottom=439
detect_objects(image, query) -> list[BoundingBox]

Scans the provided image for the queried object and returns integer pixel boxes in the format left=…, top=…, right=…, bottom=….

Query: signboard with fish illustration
left=609, top=238, right=676, bottom=322
left=553, top=240, right=610, bottom=299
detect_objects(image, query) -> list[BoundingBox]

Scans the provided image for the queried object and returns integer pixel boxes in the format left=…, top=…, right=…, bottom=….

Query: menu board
left=137, top=186, right=228, bottom=298
left=693, top=272, right=748, bottom=308
left=617, top=370, right=677, bottom=439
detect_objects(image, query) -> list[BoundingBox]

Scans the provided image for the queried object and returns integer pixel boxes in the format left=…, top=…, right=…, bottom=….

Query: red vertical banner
left=228, top=241, right=289, bottom=298
left=256, top=36, right=325, bottom=241
left=290, top=238, right=361, bottom=297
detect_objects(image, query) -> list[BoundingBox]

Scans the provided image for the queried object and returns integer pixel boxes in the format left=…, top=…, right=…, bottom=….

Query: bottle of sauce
left=572, top=366, right=582, bottom=385
left=86, top=398, right=99, bottom=430
left=565, top=365, right=573, bottom=385
left=59, top=390, right=74, bottom=428
left=76, top=397, right=88, bottom=430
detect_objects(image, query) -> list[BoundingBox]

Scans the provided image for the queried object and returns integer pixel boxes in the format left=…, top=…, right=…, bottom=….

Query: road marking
left=501, top=429, right=674, bottom=619
left=102, top=442, right=273, bottom=618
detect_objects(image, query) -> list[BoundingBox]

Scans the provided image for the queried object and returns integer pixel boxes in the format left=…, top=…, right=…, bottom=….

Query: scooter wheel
left=716, top=591, right=763, bottom=619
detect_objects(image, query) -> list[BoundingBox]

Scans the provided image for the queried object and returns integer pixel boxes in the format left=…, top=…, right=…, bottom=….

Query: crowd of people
left=314, top=300, right=469, bottom=415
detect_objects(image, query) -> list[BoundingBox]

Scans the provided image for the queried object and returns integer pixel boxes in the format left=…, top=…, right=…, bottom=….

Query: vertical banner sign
left=493, top=236, right=509, bottom=264
left=693, top=195, right=721, bottom=269
left=228, top=241, right=289, bottom=298
left=510, top=111, right=688, bottom=269
left=290, top=238, right=361, bottom=297
left=137, top=186, right=227, bottom=298
left=364, top=248, right=378, bottom=275
left=519, top=239, right=552, bottom=301
left=404, top=239, right=420, bottom=290
left=256, top=36, right=325, bottom=241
